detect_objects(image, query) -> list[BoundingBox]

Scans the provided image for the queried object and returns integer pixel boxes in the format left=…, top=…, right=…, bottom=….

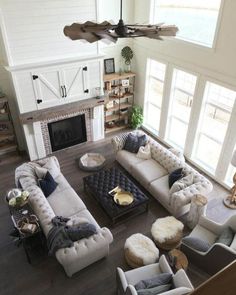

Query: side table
left=168, top=249, right=188, bottom=272
left=9, top=203, right=46, bottom=264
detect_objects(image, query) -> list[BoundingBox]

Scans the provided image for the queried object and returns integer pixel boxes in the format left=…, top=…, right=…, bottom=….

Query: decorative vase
left=124, top=63, right=131, bottom=73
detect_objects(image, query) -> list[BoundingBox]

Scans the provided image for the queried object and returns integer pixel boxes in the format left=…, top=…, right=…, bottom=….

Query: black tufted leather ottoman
left=83, top=167, right=149, bottom=223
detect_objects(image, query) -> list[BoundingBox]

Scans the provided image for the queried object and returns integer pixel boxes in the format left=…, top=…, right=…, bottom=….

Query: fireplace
left=48, top=114, right=87, bottom=152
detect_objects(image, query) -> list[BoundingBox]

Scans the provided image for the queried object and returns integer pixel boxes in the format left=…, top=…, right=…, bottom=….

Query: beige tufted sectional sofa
left=111, top=131, right=213, bottom=217
left=15, top=156, right=113, bottom=277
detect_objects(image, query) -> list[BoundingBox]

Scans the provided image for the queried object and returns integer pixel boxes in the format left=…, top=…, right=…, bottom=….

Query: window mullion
left=215, top=99, right=236, bottom=180
left=159, top=63, right=173, bottom=139
left=184, top=77, right=206, bottom=157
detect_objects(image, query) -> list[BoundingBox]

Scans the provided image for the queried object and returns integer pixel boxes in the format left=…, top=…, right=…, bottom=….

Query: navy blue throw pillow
left=39, top=171, right=58, bottom=198
left=168, top=168, right=184, bottom=188
left=124, top=133, right=147, bottom=153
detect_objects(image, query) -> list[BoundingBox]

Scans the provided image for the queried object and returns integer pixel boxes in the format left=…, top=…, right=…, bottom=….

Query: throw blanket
left=47, top=216, right=97, bottom=256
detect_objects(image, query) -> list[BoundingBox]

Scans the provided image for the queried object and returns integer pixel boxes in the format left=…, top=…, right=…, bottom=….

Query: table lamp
left=224, top=150, right=236, bottom=209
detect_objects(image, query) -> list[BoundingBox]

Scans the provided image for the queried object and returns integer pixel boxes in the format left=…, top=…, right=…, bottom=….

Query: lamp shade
left=231, top=150, right=236, bottom=167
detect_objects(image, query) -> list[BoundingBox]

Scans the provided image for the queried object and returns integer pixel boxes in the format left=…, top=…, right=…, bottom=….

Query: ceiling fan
left=64, top=0, right=178, bottom=43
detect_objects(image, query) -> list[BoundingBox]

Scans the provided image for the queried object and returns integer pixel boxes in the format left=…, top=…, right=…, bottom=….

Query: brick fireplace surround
left=20, top=98, right=105, bottom=160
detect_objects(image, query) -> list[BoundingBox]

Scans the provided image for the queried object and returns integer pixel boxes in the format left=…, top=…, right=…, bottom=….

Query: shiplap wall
left=0, top=0, right=98, bottom=65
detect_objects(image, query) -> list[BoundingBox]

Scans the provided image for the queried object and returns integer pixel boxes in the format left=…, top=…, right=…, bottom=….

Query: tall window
left=193, top=82, right=236, bottom=171
left=166, top=69, right=197, bottom=149
left=152, top=0, right=222, bottom=47
left=144, top=59, right=166, bottom=134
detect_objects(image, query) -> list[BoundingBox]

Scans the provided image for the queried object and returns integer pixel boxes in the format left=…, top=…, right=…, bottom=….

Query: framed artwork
left=104, top=58, right=115, bottom=74
left=122, top=79, right=129, bottom=87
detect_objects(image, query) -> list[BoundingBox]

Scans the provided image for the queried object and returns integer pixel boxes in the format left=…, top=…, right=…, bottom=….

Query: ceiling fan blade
left=64, top=21, right=116, bottom=43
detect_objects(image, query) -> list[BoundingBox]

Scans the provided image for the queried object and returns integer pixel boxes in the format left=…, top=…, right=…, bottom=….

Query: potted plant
left=130, top=105, right=143, bottom=129
left=121, top=46, right=134, bottom=72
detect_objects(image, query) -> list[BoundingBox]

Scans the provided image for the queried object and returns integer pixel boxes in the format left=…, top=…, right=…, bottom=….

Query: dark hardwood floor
left=0, top=134, right=210, bottom=295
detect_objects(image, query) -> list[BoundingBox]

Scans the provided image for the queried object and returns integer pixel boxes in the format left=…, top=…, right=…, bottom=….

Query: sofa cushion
left=149, top=175, right=170, bottom=206
left=132, top=159, right=168, bottom=187
left=116, top=150, right=146, bottom=173
left=135, top=273, right=172, bottom=290
left=47, top=185, right=86, bottom=218
left=137, top=284, right=171, bottom=295
left=189, top=224, right=217, bottom=245
left=38, top=172, right=58, bottom=197
left=182, top=236, right=211, bottom=252
left=124, top=133, right=147, bottom=153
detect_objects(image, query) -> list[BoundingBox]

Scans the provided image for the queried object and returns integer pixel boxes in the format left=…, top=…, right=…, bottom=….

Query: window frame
left=143, top=58, right=167, bottom=135
left=165, top=66, right=198, bottom=150
left=192, top=79, right=236, bottom=173
left=150, top=0, right=225, bottom=49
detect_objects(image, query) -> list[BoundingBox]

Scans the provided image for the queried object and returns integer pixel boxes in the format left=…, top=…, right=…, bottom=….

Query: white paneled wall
left=0, top=0, right=98, bottom=65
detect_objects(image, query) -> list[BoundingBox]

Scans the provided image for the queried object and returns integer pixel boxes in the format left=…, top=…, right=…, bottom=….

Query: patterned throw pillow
left=124, top=133, right=147, bottom=153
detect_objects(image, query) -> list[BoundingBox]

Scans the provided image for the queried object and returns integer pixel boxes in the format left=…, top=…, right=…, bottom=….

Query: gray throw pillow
left=137, top=284, right=171, bottom=295
left=182, top=236, right=211, bottom=252
left=124, top=133, right=147, bottom=153
left=135, top=273, right=172, bottom=290
left=215, top=227, right=234, bottom=246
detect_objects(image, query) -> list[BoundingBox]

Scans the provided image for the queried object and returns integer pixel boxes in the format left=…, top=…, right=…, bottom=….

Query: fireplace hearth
left=48, top=114, right=87, bottom=152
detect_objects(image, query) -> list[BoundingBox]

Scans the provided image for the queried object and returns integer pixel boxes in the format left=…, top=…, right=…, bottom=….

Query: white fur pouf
left=124, top=233, right=159, bottom=268
left=151, top=216, right=184, bottom=250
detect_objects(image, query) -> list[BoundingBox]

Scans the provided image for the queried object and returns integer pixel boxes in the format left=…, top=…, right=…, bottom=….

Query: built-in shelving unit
left=0, top=97, right=18, bottom=156
left=103, top=72, right=135, bottom=133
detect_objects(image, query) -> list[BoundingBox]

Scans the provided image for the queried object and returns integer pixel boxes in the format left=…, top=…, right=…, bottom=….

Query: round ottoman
left=151, top=216, right=184, bottom=250
left=124, top=233, right=159, bottom=268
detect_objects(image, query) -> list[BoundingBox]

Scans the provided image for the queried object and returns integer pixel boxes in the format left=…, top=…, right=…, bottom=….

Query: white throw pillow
left=169, top=173, right=194, bottom=195
left=136, top=144, right=151, bottom=160
left=43, top=157, right=60, bottom=179
left=35, top=166, right=48, bottom=179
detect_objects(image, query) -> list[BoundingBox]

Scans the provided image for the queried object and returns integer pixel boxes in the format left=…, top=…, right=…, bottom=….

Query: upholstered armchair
left=181, top=214, right=236, bottom=275
left=116, top=255, right=194, bottom=295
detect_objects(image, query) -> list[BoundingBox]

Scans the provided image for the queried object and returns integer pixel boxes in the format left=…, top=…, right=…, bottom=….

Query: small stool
left=168, top=249, right=188, bottom=272
left=151, top=216, right=184, bottom=250
left=124, top=233, right=159, bottom=268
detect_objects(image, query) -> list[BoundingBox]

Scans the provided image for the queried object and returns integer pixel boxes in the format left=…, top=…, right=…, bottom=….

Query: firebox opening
left=48, top=114, right=87, bottom=152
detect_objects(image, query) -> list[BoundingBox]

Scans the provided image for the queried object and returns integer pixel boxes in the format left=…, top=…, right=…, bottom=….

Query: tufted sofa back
left=15, top=158, right=58, bottom=236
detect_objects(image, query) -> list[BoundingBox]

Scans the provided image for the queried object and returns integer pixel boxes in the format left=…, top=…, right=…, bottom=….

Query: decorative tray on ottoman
left=109, top=186, right=134, bottom=206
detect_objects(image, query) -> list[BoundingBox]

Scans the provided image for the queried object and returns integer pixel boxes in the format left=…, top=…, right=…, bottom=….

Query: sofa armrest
left=126, top=285, right=137, bottom=295
left=172, top=269, right=194, bottom=290
left=170, top=180, right=212, bottom=212
left=199, top=214, right=236, bottom=235
left=117, top=267, right=129, bottom=293
left=161, top=287, right=193, bottom=295
left=159, top=255, right=173, bottom=274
